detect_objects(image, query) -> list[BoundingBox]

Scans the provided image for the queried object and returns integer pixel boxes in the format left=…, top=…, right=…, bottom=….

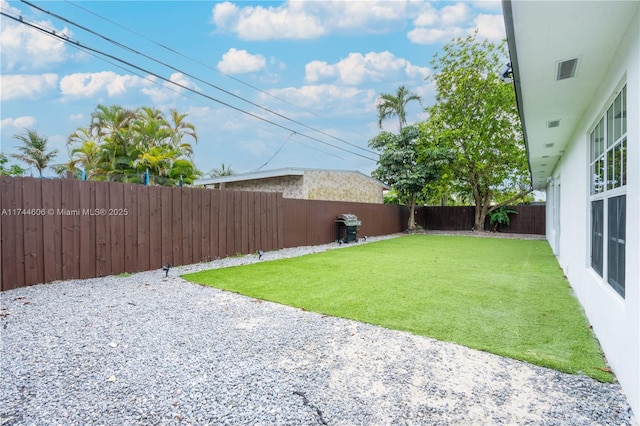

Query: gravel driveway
left=1, top=234, right=635, bottom=425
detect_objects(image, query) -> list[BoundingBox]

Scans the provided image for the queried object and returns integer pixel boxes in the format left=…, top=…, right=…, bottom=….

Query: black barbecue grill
left=336, top=213, right=361, bottom=243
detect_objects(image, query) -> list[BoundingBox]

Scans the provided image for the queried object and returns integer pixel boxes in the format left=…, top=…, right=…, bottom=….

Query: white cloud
left=414, top=4, right=438, bottom=27
left=305, top=61, right=337, bottom=83
left=211, top=0, right=423, bottom=40
left=440, top=3, right=470, bottom=26
left=475, top=14, right=506, bottom=40
left=257, top=84, right=376, bottom=116
left=217, top=48, right=267, bottom=74
left=0, top=116, right=37, bottom=131
left=0, top=4, right=71, bottom=72
left=210, top=1, right=504, bottom=45
left=305, top=52, right=429, bottom=86
left=59, top=71, right=146, bottom=98
left=407, top=2, right=505, bottom=45
left=212, top=1, right=325, bottom=40
left=141, top=73, right=199, bottom=104
left=407, top=27, right=467, bottom=45
left=0, top=74, right=58, bottom=101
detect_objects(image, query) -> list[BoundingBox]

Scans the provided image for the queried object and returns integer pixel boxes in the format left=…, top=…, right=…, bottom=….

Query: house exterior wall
left=303, top=170, right=384, bottom=204
left=213, top=171, right=385, bottom=203
left=220, top=176, right=305, bottom=199
left=546, top=9, right=639, bottom=415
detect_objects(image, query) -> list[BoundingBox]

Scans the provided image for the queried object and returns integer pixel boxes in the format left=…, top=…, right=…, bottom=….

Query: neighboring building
left=503, top=0, right=639, bottom=417
left=194, top=168, right=389, bottom=204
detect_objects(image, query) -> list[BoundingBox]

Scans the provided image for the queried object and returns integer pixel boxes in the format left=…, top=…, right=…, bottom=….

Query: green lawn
left=183, top=234, right=613, bottom=382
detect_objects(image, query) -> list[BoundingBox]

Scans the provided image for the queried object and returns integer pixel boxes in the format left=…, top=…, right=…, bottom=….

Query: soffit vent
left=546, top=120, right=560, bottom=128
left=556, top=58, right=578, bottom=80
left=545, top=143, right=555, bottom=148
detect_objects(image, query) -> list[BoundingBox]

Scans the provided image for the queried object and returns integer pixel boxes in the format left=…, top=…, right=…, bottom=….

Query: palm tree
left=131, top=106, right=171, bottom=150
left=209, top=163, right=235, bottom=177
left=89, top=104, right=136, bottom=139
left=167, top=109, right=198, bottom=157
left=11, top=129, right=58, bottom=177
left=376, top=85, right=422, bottom=131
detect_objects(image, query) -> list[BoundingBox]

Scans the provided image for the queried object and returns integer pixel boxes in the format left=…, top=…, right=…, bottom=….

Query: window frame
left=588, top=84, right=627, bottom=298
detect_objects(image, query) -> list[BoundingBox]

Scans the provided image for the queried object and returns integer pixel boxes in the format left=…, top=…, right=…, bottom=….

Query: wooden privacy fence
left=0, top=177, right=408, bottom=291
left=421, top=204, right=546, bottom=234
left=1, top=177, right=544, bottom=291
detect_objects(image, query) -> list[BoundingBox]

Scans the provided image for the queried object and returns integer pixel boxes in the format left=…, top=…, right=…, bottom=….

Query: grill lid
left=336, top=213, right=361, bottom=227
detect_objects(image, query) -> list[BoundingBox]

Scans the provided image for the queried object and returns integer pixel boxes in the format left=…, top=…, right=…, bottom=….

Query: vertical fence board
left=217, top=191, right=227, bottom=258
left=191, top=188, right=202, bottom=263
left=1, top=178, right=18, bottom=290
left=181, top=188, right=192, bottom=265
left=124, top=185, right=137, bottom=273
left=270, top=193, right=279, bottom=250
left=200, top=189, right=210, bottom=262
left=135, top=185, right=149, bottom=272
left=109, top=183, right=125, bottom=275
left=209, top=190, right=219, bottom=260
left=159, top=187, right=172, bottom=268
left=148, top=187, right=162, bottom=269
left=276, top=193, right=284, bottom=250
left=79, top=182, right=95, bottom=279
left=171, top=188, right=183, bottom=266
left=41, top=179, right=57, bottom=284
left=241, top=192, right=249, bottom=255
left=252, top=192, right=261, bottom=253
left=232, top=192, right=241, bottom=255
left=52, top=180, right=64, bottom=279
left=226, top=192, right=235, bottom=256
left=94, top=182, right=110, bottom=277
left=259, top=193, right=268, bottom=251
left=21, top=179, right=40, bottom=286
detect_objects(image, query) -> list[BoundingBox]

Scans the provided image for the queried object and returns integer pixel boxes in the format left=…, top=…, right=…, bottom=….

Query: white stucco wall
left=547, top=9, right=639, bottom=415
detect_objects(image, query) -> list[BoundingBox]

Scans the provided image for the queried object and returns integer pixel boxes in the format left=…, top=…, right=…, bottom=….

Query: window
left=589, top=85, right=627, bottom=297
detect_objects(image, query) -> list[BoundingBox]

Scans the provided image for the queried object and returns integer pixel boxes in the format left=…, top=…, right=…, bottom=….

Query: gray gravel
left=1, top=234, right=636, bottom=425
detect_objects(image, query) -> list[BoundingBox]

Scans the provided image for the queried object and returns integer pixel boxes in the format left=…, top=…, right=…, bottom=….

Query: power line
left=20, top=0, right=379, bottom=157
left=2, top=10, right=378, bottom=162
left=65, top=0, right=358, bottom=131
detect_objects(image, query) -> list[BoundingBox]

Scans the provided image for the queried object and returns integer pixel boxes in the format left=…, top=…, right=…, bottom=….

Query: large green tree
left=369, top=125, right=448, bottom=231
left=10, top=129, right=58, bottom=178
left=423, top=32, right=531, bottom=231
left=376, top=85, right=422, bottom=131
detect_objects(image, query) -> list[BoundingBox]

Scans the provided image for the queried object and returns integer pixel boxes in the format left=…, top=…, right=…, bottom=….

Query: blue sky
left=0, top=0, right=506, bottom=178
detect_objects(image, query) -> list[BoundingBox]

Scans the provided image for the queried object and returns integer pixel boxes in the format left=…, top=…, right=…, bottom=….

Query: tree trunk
left=472, top=192, right=490, bottom=232
left=407, top=193, right=417, bottom=231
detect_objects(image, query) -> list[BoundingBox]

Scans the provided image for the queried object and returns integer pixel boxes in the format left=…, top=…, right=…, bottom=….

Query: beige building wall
left=220, top=176, right=305, bottom=199
left=211, top=170, right=385, bottom=204
left=304, top=170, right=384, bottom=204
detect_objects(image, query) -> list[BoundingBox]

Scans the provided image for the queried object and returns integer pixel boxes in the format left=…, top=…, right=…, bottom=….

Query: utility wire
left=65, top=0, right=357, bottom=130
left=0, top=6, right=352, bottom=165
left=251, top=132, right=296, bottom=172
left=2, top=10, right=378, bottom=162
left=21, top=0, right=378, bottom=157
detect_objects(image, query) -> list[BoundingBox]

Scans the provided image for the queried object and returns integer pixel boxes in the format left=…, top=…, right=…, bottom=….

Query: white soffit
left=509, top=1, right=638, bottom=189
